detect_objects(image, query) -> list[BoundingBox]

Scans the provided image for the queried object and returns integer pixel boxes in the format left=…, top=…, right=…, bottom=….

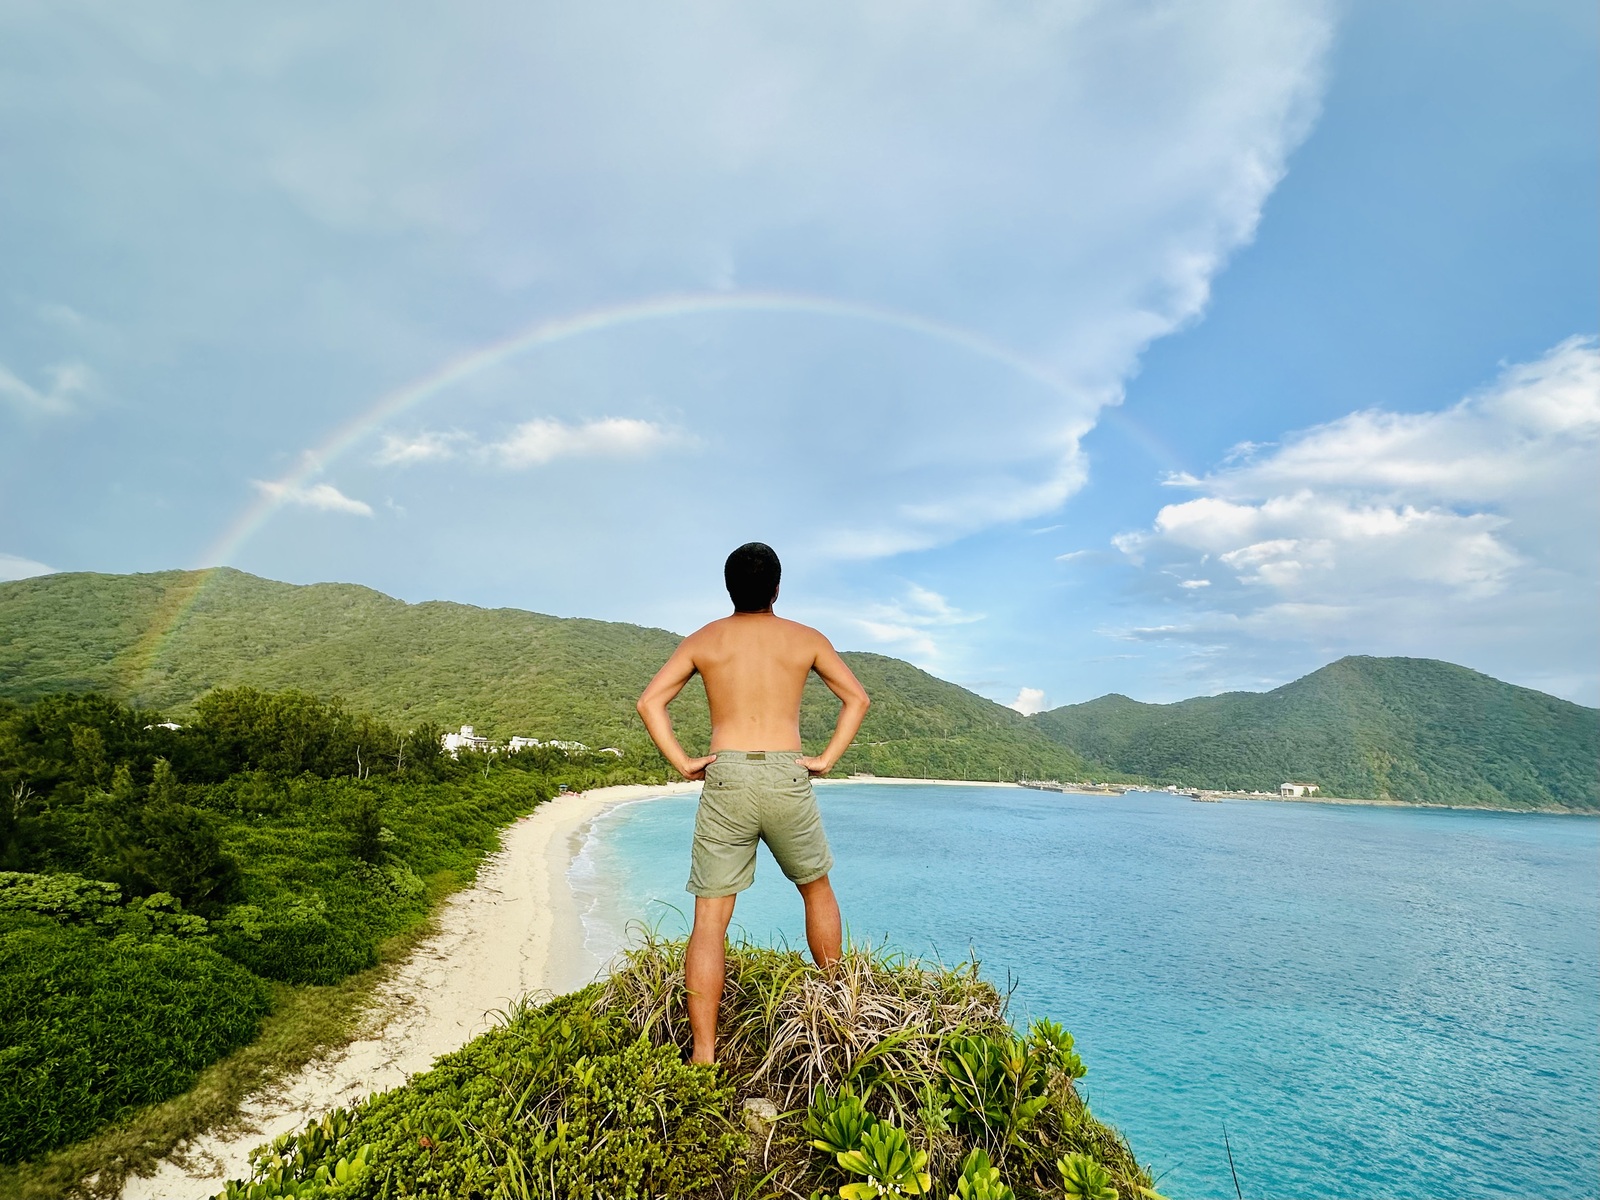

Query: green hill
left=1030, top=656, right=1599, bottom=811
left=0, top=568, right=1094, bottom=783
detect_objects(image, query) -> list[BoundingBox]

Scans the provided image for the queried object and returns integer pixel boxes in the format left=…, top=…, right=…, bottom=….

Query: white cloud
left=846, top=584, right=983, bottom=663
left=0, top=360, right=93, bottom=415
left=492, top=418, right=677, bottom=469
left=1008, top=686, right=1048, bottom=715
left=0, top=553, right=56, bottom=581
left=1111, top=337, right=1600, bottom=690
left=373, top=430, right=468, bottom=466
left=253, top=478, right=374, bottom=516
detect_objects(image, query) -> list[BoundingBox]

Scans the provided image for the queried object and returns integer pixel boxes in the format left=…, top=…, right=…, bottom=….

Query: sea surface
left=571, top=784, right=1600, bottom=1200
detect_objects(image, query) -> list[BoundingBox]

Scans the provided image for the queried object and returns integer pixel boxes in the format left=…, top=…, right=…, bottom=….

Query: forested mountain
left=1030, top=656, right=1598, bottom=810
left=0, top=569, right=1094, bottom=783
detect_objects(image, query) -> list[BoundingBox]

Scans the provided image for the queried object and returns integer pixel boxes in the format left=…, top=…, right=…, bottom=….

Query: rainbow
left=126, top=289, right=1183, bottom=696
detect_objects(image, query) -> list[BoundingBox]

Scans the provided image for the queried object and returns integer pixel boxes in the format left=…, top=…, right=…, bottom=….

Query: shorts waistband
left=710, top=749, right=803, bottom=763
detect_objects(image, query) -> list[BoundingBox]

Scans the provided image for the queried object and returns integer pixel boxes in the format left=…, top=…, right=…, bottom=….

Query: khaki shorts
left=687, top=750, right=834, bottom=898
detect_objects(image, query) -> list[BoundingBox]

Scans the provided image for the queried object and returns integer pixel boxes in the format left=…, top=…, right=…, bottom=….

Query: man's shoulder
left=774, top=615, right=827, bottom=641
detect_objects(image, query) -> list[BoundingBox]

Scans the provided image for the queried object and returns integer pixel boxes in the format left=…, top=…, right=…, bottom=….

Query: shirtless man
left=636, top=542, right=871, bottom=1064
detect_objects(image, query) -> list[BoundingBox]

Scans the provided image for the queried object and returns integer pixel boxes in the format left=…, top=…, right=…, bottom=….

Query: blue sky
left=2, top=0, right=1596, bottom=708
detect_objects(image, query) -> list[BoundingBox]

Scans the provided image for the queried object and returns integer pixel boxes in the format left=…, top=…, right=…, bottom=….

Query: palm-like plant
left=836, top=1122, right=933, bottom=1199
left=1028, top=1018, right=1086, bottom=1080
left=949, top=1147, right=1014, bottom=1200
left=806, top=1084, right=876, bottom=1156
left=1059, top=1152, right=1119, bottom=1200
left=941, top=1034, right=1048, bottom=1141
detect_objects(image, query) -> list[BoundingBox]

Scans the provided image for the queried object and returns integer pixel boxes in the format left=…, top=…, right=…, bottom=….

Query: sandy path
left=120, top=782, right=698, bottom=1200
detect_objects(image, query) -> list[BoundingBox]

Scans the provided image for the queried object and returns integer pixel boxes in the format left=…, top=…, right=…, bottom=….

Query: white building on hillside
left=507, top=737, right=542, bottom=753
left=441, top=725, right=492, bottom=757
left=1279, top=782, right=1320, bottom=797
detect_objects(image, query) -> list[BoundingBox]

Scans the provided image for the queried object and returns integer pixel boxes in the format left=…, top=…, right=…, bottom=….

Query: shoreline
left=836, top=775, right=1591, bottom=814
left=119, top=780, right=699, bottom=1200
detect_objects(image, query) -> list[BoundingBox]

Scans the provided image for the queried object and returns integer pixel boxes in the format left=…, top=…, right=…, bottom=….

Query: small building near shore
left=1279, top=781, right=1320, bottom=797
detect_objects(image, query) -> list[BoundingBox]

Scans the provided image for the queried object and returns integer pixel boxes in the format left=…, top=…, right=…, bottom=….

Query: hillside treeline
left=0, top=688, right=658, bottom=1169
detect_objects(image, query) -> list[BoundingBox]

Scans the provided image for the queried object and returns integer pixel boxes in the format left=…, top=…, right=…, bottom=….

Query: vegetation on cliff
left=221, top=938, right=1155, bottom=1200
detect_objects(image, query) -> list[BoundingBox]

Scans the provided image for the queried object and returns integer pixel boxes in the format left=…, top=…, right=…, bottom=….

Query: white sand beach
left=120, top=781, right=699, bottom=1200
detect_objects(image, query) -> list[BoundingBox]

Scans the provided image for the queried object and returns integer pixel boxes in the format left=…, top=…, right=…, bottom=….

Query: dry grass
left=602, top=931, right=1012, bottom=1116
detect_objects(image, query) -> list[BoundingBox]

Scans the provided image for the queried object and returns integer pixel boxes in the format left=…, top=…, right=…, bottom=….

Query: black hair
left=724, top=542, right=781, bottom=613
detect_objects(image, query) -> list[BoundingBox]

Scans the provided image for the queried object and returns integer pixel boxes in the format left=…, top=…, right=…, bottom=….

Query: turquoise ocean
left=571, top=784, right=1599, bottom=1200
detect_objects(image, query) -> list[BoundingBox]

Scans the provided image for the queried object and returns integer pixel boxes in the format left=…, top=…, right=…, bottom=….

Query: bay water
left=571, top=784, right=1599, bottom=1199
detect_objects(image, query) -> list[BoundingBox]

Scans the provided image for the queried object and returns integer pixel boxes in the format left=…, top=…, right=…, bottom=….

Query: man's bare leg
left=798, top=874, right=843, bottom=968
left=686, top=894, right=737, bottom=1064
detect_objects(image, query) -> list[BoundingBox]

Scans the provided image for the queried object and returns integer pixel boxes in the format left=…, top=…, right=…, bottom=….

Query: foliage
left=1058, top=1152, right=1119, bottom=1200
left=1031, top=655, right=1599, bottom=809
left=0, top=918, right=273, bottom=1165
left=1027, top=1018, right=1086, bottom=1081
left=836, top=1121, right=933, bottom=1198
left=941, top=1034, right=1050, bottom=1146
left=219, top=945, right=1151, bottom=1200
left=0, top=871, right=209, bottom=938
left=808, top=1084, right=876, bottom=1156
left=219, top=991, right=743, bottom=1200
left=950, top=1148, right=1015, bottom=1200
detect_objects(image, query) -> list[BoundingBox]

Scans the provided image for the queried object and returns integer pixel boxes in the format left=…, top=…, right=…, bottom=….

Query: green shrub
left=211, top=894, right=378, bottom=985
left=0, top=920, right=274, bottom=1164
left=0, top=870, right=121, bottom=924
left=1059, top=1152, right=1119, bottom=1200
left=836, top=1121, right=933, bottom=1198
left=950, top=1148, right=1015, bottom=1200
left=222, top=991, right=743, bottom=1200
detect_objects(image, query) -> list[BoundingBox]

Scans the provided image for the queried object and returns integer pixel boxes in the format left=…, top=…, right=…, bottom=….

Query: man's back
left=685, top=613, right=820, bottom=752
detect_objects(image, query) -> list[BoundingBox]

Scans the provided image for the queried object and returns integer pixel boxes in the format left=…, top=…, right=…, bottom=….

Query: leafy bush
left=0, top=920, right=273, bottom=1164
left=0, top=870, right=121, bottom=924
left=836, top=1121, right=933, bottom=1198
left=0, top=871, right=209, bottom=938
left=951, top=1148, right=1015, bottom=1200
left=222, top=991, right=743, bottom=1199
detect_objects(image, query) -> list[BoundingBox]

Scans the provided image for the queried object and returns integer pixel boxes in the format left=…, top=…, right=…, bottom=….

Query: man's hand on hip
left=797, top=756, right=833, bottom=776
left=677, top=754, right=718, bottom=781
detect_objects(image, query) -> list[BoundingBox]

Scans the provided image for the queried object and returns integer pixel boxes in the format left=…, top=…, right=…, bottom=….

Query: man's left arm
left=798, top=635, right=870, bottom=776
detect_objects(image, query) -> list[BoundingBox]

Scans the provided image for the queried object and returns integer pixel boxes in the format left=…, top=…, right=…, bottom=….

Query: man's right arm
left=799, top=634, right=870, bottom=776
left=636, top=637, right=718, bottom=780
